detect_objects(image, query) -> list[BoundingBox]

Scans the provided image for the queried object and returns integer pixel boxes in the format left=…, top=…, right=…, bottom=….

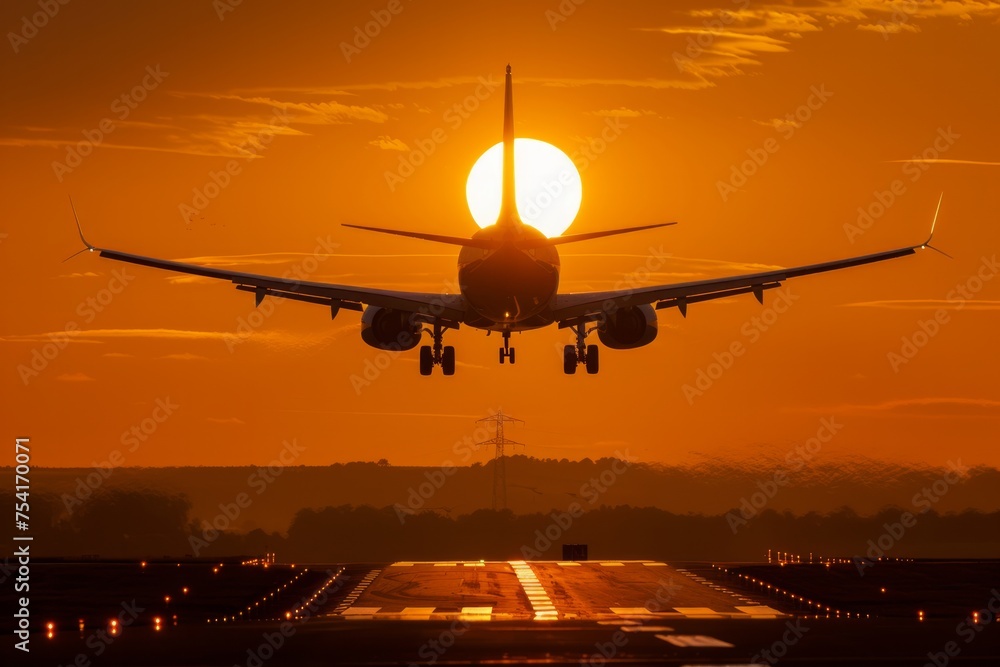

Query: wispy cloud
left=369, top=135, right=410, bottom=151
left=160, top=352, right=210, bottom=361
left=206, top=417, right=245, bottom=425
left=886, top=158, right=1000, bottom=166
left=843, top=299, right=1000, bottom=311
left=792, top=397, right=1000, bottom=419
left=591, top=107, right=658, bottom=118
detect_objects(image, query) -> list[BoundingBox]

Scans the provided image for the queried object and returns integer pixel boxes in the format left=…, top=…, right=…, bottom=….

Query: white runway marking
left=674, top=607, right=725, bottom=618
left=510, top=560, right=558, bottom=620
left=333, top=569, right=381, bottom=615
left=656, top=634, right=734, bottom=647
left=736, top=605, right=782, bottom=617
left=341, top=607, right=381, bottom=617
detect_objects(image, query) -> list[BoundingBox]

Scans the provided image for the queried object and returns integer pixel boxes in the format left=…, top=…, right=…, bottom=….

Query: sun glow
left=466, top=138, right=582, bottom=238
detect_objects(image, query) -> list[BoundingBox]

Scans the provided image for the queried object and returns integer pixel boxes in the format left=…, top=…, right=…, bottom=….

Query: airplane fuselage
left=457, top=223, right=560, bottom=330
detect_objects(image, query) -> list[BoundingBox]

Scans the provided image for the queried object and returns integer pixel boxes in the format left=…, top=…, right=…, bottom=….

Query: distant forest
left=3, top=456, right=997, bottom=537
left=4, top=488, right=998, bottom=562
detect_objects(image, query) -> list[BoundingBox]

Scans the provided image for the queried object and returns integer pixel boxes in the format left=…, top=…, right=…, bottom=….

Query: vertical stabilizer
left=498, top=64, right=519, bottom=226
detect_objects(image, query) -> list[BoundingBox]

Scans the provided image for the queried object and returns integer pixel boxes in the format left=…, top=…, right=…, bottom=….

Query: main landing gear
left=419, top=322, right=455, bottom=376
left=563, top=322, right=599, bottom=375
left=499, top=331, right=516, bottom=364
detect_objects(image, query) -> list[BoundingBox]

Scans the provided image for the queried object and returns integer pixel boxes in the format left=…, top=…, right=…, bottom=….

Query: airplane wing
left=552, top=197, right=946, bottom=323
left=70, top=204, right=466, bottom=324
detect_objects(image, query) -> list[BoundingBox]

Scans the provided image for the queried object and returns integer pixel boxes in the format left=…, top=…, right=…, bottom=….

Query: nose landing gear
left=563, top=322, right=600, bottom=375
left=499, top=330, right=516, bottom=364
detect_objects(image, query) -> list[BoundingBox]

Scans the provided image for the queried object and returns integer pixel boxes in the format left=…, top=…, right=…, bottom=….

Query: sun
left=466, top=138, right=582, bottom=238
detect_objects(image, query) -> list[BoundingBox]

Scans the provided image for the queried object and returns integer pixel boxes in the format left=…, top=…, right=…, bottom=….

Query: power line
left=476, top=409, right=525, bottom=510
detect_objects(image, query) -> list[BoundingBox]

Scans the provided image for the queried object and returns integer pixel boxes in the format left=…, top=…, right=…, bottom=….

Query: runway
left=6, top=558, right=999, bottom=665
left=330, top=560, right=782, bottom=620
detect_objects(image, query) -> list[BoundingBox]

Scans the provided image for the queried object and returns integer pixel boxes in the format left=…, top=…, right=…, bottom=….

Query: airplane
left=69, top=65, right=945, bottom=376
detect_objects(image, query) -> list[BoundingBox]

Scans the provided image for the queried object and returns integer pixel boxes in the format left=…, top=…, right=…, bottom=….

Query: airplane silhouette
left=70, top=65, right=944, bottom=376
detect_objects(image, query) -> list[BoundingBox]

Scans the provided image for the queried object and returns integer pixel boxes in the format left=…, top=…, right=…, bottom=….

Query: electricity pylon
left=476, top=409, right=525, bottom=510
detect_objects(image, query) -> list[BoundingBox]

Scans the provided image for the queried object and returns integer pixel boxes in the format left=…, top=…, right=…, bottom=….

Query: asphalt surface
left=5, top=559, right=999, bottom=666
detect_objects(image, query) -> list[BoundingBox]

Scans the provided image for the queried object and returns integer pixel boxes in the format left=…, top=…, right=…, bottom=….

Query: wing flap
left=551, top=245, right=921, bottom=321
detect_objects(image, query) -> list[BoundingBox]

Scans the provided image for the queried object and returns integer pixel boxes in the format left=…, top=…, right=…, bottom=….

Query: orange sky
left=2, top=0, right=999, bottom=468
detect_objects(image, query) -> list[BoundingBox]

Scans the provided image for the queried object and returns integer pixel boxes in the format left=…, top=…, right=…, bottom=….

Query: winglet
left=920, top=192, right=951, bottom=258
left=64, top=196, right=98, bottom=262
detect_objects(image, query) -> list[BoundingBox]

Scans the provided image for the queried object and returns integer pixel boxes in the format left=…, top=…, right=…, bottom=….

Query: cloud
left=56, top=271, right=101, bottom=279
left=591, top=107, right=657, bottom=118
left=885, top=158, right=1000, bottom=166
left=842, top=300, right=1000, bottom=311
left=368, top=135, right=410, bottom=151
left=754, top=117, right=801, bottom=131
left=160, top=352, right=210, bottom=361
left=1, top=328, right=235, bottom=343
left=793, top=397, right=1000, bottom=419
left=649, top=2, right=1000, bottom=85
left=857, top=22, right=920, bottom=35
left=55, top=372, right=95, bottom=382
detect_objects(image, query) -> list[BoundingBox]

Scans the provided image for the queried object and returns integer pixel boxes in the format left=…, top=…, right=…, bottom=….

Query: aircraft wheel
left=563, top=345, right=577, bottom=375
left=499, top=348, right=505, bottom=364
left=509, top=348, right=516, bottom=364
left=442, top=346, right=456, bottom=376
left=419, top=345, right=433, bottom=376
left=585, top=345, right=600, bottom=375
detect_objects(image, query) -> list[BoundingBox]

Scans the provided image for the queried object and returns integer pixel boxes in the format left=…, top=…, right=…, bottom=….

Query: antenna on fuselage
left=497, top=64, right=520, bottom=228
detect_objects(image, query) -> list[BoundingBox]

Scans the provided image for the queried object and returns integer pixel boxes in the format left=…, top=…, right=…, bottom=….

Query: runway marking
left=599, top=562, right=625, bottom=566
left=621, top=625, right=675, bottom=632
left=610, top=607, right=659, bottom=616
left=333, top=569, right=382, bottom=615
left=341, top=607, right=381, bottom=617
left=400, top=607, right=436, bottom=616
left=392, top=562, right=414, bottom=566
left=434, top=563, right=457, bottom=567
left=643, top=562, right=668, bottom=567
left=461, top=606, right=493, bottom=616
left=557, top=562, right=582, bottom=566
left=510, top=560, right=558, bottom=620
left=674, top=607, right=724, bottom=618
left=656, top=634, right=734, bottom=647
left=736, top=605, right=782, bottom=617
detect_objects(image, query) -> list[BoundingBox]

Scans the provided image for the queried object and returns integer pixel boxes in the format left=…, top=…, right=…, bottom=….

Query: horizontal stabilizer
left=342, top=224, right=495, bottom=248
left=518, top=222, right=676, bottom=248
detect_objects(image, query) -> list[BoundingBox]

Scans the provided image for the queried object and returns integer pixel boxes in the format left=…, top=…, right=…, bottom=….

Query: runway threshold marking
left=333, top=569, right=382, bottom=615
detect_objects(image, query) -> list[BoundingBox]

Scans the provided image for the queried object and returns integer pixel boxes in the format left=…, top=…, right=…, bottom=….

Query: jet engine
left=360, top=306, right=422, bottom=351
left=598, top=304, right=658, bottom=349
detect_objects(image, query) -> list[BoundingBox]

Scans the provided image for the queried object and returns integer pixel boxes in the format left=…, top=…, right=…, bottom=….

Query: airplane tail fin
left=497, top=64, right=519, bottom=227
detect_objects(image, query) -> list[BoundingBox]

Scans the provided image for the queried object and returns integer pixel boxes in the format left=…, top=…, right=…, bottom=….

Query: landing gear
left=499, top=330, right=516, bottom=364
left=563, top=323, right=600, bottom=375
left=420, top=322, right=456, bottom=376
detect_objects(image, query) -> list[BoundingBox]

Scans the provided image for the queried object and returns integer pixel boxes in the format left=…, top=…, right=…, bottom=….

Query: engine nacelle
left=360, top=306, right=422, bottom=351
left=598, top=304, right=658, bottom=349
